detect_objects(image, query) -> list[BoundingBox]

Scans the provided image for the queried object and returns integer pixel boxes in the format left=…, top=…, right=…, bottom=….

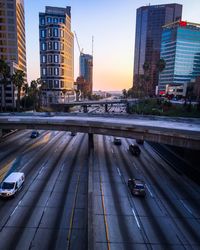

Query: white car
left=0, top=172, right=25, bottom=198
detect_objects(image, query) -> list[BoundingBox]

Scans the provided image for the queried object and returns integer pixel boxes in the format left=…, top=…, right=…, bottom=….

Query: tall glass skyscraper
left=80, top=53, right=93, bottom=94
left=39, top=6, right=74, bottom=104
left=133, top=4, right=182, bottom=95
left=0, top=0, right=26, bottom=108
left=158, top=21, right=200, bottom=94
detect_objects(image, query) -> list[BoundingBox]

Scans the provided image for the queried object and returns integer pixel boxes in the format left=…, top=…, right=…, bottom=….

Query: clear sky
left=25, top=0, right=200, bottom=91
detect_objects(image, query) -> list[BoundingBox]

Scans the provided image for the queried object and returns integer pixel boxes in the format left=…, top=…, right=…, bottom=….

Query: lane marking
left=117, top=167, right=121, bottom=176
left=180, top=200, right=193, bottom=216
left=146, top=184, right=153, bottom=197
left=131, top=208, right=141, bottom=229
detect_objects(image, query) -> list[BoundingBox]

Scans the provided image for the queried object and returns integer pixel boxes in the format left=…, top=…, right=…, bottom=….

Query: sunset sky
left=25, top=0, right=200, bottom=91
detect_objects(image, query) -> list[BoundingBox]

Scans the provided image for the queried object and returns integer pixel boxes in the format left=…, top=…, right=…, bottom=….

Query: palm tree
left=11, top=70, right=25, bottom=112
left=0, top=60, right=10, bottom=111
left=156, top=58, right=166, bottom=73
left=22, top=83, right=29, bottom=110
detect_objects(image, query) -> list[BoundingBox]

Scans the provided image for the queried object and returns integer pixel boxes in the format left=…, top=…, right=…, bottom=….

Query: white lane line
left=131, top=208, right=141, bottom=229
left=180, top=200, right=193, bottom=215
left=111, top=149, right=114, bottom=154
left=117, top=167, right=121, bottom=176
left=146, top=184, right=153, bottom=197
left=11, top=205, right=19, bottom=216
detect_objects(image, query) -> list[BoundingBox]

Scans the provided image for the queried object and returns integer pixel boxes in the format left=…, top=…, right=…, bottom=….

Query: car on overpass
left=113, top=137, right=121, bottom=145
left=30, top=130, right=39, bottom=138
left=129, top=144, right=141, bottom=156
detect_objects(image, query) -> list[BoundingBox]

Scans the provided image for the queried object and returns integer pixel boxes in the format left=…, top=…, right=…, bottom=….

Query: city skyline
left=25, top=0, right=200, bottom=91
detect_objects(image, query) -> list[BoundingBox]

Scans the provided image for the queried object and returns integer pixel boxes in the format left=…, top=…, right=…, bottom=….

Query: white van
left=0, top=172, right=25, bottom=198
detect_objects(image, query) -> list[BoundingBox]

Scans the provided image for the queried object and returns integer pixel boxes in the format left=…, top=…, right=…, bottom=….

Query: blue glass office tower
left=158, top=21, right=200, bottom=94
left=133, top=4, right=182, bottom=95
left=80, top=53, right=93, bottom=94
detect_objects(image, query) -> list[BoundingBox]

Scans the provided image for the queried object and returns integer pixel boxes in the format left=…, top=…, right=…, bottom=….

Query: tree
left=0, top=60, right=10, bottom=111
left=11, top=70, right=25, bottom=112
left=122, top=89, right=127, bottom=98
left=143, top=61, right=150, bottom=96
left=156, top=58, right=166, bottom=73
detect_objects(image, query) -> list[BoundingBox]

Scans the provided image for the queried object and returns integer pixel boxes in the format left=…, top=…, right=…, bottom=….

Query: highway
left=0, top=130, right=199, bottom=249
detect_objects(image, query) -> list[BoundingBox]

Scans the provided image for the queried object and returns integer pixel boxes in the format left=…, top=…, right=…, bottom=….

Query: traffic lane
left=142, top=142, right=200, bottom=218
left=94, top=135, right=145, bottom=247
left=0, top=131, right=69, bottom=249
left=110, top=137, right=185, bottom=247
left=135, top=153, right=200, bottom=246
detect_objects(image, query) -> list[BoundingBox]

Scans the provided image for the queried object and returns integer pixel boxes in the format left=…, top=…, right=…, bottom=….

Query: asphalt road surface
left=0, top=130, right=199, bottom=250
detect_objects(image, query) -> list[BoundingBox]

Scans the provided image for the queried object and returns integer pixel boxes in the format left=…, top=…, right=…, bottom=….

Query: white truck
left=0, top=172, right=25, bottom=198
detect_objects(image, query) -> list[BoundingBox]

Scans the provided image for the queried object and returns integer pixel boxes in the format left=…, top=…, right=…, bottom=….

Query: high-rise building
left=80, top=53, right=93, bottom=95
left=0, top=0, right=26, bottom=108
left=158, top=21, right=200, bottom=96
left=133, top=4, right=182, bottom=95
left=39, top=6, right=74, bottom=104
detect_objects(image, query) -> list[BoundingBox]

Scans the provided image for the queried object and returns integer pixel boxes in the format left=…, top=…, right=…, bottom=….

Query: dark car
left=30, top=131, right=39, bottom=138
left=129, top=144, right=141, bottom=156
left=70, top=132, right=77, bottom=136
left=113, top=137, right=121, bottom=145
left=128, top=178, right=146, bottom=197
left=136, top=139, right=144, bottom=145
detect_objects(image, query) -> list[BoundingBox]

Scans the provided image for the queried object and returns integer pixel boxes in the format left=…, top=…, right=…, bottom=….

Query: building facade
left=0, top=0, right=26, bottom=109
left=158, top=21, right=200, bottom=96
left=39, top=6, right=74, bottom=104
left=80, top=53, right=93, bottom=95
left=133, top=4, right=182, bottom=95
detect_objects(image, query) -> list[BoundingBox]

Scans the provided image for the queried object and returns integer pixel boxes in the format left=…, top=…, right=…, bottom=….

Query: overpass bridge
left=0, top=113, right=200, bottom=150
left=50, top=99, right=134, bottom=113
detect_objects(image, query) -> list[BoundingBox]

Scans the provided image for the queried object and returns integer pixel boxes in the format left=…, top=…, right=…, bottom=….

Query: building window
left=54, top=55, right=59, bottom=63
left=40, top=17, right=45, bottom=25
left=61, top=69, right=64, bottom=76
left=61, top=56, right=64, bottom=63
left=48, top=28, right=52, bottom=37
left=54, top=68, right=59, bottom=75
left=41, top=30, right=45, bottom=38
left=48, top=68, right=53, bottom=76
left=47, top=17, right=52, bottom=23
left=7, top=3, right=14, bottom=9
left=54, top=28, right=58, bottom=37
left=61, top=81, right=64, bottom=88
left=54, top=80, right=59, bottom=88
left=54, top=42, right=58, bottom=50
left=60, top=18, right=65, bottom=24
left=42, top=68, right=46, bottom=76
left=61, top=43, right=64, bottom=50
left=49, top=80, right=53, bottom=89
left=48, top=55, right=52, bottom=63
left=42, top=43, right=46, bottom=51
left=41, top=55, right=46, bottom=63
left=48, top=42, right=52, bottom=50
left=53, top=18, right=58, bottom=23
left=60, top=30, right=64, bottom=37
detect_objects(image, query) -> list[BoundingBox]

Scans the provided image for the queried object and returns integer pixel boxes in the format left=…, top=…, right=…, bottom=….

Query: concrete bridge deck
left=0, top=113, right=200, bottom=150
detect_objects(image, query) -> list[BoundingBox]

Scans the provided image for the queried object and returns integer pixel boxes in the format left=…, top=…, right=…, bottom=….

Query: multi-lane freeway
left=0, top=130, right=199, bottom=250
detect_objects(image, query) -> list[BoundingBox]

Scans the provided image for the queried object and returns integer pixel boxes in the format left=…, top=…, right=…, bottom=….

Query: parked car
left=129, top=144, right=141, bottom=156
left=136, top=139, right=144, bottom=145
left=113, top=137, right=121, bottom=145
left=0, top=172, right=25, bottom=198
left=30, top=130, right=39, bottom=138
left=128, top=178, right=146, bottom=197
